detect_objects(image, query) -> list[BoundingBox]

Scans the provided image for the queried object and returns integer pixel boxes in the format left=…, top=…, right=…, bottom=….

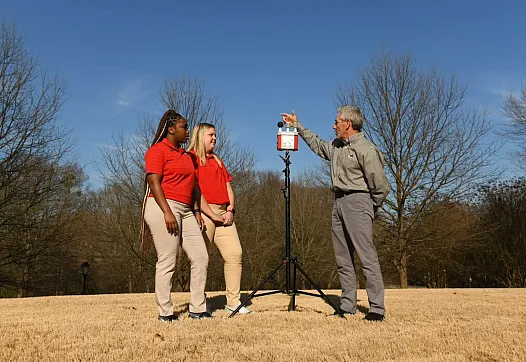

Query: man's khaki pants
left=144, top=198, right=209, bottom=316
left=201, top=204, right=243, bottom=307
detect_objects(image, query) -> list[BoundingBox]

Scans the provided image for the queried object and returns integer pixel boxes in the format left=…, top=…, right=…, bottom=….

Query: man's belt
left=334, top=190, right=369, bottom=199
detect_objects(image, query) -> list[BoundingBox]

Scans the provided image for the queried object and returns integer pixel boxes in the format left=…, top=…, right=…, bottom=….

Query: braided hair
left=150, top=110, right=184, bottom=146
left=140, top=110, right=184, bottom=249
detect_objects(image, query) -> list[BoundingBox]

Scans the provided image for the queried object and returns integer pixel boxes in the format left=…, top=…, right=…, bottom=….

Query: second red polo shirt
left=194, top=153, right=233, bottom=205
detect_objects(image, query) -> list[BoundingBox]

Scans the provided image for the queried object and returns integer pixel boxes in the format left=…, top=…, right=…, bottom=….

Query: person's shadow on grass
left=174, top=293, right=253, bottom=314
left=206, top=293, right=253, bottom=313
left=324, top=294, right=368, bottom=314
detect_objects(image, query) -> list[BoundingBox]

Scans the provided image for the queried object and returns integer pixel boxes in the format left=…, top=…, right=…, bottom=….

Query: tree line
left=1, top=20, right=525, bottom=297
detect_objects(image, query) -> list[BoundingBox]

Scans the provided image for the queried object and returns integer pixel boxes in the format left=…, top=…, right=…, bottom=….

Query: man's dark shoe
left=333, top=309, right=355, bottom=316
left=364, top=312, right=385, bottom=321
left=158, top=314, right=178, bottom=322
left=188, top=311, right=213, bottom=319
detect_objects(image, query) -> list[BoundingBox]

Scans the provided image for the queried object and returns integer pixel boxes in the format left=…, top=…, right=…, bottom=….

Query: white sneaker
left=226, top=303, right=252, bottom=315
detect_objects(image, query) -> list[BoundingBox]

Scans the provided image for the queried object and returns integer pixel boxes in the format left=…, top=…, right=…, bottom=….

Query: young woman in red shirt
left=188, top=123, right=251, bottom=314
left=140, top=110, right=223, bottom=321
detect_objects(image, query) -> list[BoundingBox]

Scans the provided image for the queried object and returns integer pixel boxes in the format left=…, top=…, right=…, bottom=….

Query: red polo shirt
left=192, top=153, right=233, bottom=205
left=145, top=139, right=196, bottom=206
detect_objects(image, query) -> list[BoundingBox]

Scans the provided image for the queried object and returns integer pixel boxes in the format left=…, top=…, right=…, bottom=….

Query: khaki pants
left=202, top=204, right=242, bottom=307
left=144, top=198, right=209, bottom=316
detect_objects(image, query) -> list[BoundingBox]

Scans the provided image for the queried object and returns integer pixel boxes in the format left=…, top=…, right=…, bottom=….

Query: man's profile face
left=333, top=113, right=349, bottom=140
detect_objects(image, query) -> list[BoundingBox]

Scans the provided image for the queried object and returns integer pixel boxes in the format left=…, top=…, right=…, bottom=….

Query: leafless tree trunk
left=335, top=50, right=498, bottom=287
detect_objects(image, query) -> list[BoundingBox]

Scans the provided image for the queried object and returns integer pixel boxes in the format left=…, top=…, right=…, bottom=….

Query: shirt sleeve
left=145, top=145, right=164, bottom=175
left=189, top=152, right=200, bottom=180
left=362, top=146, right=389, bottom=207
left=297, top=122, right=333, bottom=160
left=222, top=163, right=233, bottom=183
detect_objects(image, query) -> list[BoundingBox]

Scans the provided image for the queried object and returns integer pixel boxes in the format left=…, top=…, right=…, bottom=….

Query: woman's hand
left=222, top=210, right=234, bottom=226
left=210, top=213, right=224, bottom=225
left=195, top=212, right=205, bottom=230
left=164, top=211, right=178, bottom=235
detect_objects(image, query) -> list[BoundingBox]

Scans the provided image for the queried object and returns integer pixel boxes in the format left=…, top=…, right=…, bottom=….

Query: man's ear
left=167, top=125, right=175, bottom=134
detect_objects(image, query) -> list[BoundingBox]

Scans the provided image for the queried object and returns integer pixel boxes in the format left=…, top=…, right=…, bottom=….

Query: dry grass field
left=1, top=289, right=525, bottom=361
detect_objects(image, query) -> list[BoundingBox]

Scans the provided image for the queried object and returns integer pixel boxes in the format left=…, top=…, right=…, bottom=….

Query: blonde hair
left=187, top=123, right=223, bottom=167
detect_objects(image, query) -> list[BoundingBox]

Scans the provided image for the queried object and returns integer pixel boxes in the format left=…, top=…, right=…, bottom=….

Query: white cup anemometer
left=277, top=121, right=298, bottom=151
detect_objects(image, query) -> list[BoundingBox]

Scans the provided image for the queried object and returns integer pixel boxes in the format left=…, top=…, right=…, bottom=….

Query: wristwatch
left=227, top=208, right=235, bottom=216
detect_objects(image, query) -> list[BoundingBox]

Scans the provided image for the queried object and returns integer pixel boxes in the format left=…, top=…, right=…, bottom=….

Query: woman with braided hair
left=140, top=110, right=223, bottom=321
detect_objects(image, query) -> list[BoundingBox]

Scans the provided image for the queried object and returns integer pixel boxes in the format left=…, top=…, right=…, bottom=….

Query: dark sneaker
left=364, top=312, right=385, bottom=321
left=158, top=314, right=178, bottom=322
left=188, top=311, right=213, bottom=319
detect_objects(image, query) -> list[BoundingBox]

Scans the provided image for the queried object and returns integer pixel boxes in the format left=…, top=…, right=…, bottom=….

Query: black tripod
left=229, top=151, right=345, bottom=318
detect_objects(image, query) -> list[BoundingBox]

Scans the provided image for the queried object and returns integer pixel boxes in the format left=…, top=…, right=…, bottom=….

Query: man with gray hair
left=280, top=106, right=389, bottom=321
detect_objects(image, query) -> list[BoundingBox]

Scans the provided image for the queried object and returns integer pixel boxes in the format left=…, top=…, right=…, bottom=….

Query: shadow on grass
left=173, top=293, right=253, bottom=314
left=206, top=293, right=253, bottom=313
left=175, top=292, right=369, bottom=315
left=323, top=293, right=368, bottom=314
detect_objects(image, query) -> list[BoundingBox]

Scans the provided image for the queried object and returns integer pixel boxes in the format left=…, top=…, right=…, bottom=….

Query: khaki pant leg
left=144, top=198, right=181, bottom=317
left=180, top=205, right=209, bottom=313
left=203, top=204, right=243, bottom=307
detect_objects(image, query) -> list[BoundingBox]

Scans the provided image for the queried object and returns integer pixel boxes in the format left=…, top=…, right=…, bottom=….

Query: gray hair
left=338, top=105, right=364, bottom=131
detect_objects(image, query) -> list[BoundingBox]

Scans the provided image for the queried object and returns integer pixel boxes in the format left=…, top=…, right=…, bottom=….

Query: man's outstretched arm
left=281, top=110, right=333, bottom=160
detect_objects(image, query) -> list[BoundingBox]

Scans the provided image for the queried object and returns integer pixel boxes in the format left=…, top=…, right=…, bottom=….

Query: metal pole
left=82, top=274, right=87, bottom=295
left=284, top=151, right=291, bottom=293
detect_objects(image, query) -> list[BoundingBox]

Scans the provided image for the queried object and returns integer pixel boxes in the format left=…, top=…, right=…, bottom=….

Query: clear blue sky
left=3, top=0, right=525, bottom=187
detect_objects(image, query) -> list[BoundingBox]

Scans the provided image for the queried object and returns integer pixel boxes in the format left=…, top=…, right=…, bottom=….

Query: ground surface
left=1, top=289, right=525, bottom=361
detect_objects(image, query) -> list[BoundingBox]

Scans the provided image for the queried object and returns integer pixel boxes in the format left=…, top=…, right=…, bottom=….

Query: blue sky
left=2, top=0, right=525, bottom=187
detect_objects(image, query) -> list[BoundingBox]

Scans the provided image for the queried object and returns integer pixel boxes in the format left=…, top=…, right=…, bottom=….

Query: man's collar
left=344, top=132, right=364, bottom=145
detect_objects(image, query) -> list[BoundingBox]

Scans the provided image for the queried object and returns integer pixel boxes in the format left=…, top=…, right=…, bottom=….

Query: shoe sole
left=226, top=308, right=252, bottom=315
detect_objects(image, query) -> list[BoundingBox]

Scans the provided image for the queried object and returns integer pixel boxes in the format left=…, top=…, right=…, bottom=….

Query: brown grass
left=1, top=289, right=525, bottom=361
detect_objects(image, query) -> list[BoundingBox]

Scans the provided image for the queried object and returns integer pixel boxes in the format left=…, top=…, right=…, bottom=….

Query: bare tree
left=335, top=51, right=498, bottom=287
left=408, top=198, right=482, bottom=288
left=0, top=20, right=80, bottom=295
left=0, top=20, right=70, bottom=223
left=234, top=171, right=286, bottom=289
left=477, top=178, right=526, bottom=287
left=502, top=83, right=526, bottom=169
left=159, top=75, right=255, bottom=187
left=291, top=174, right=338, bottom=288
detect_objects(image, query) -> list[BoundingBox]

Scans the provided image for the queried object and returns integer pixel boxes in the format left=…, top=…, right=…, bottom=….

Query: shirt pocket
left=338, top=147, right=361, bottom=181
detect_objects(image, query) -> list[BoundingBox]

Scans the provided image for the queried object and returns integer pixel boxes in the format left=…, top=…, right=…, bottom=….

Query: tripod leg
left=229, top=260, right=285, bottom=318
left=293, top=260, right=345, bottom=318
